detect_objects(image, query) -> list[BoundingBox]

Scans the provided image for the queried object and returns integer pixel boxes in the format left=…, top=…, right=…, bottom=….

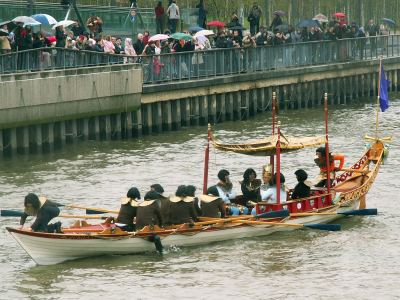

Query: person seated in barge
left=168, top=185, right=198, bottom=225
left=197, top=186, right=226, bottom=218
left=314, top=147, right=345, bottom=187
left=135, top=191, right=163, bottom=230
left=291, top=169, right=311, bottom=200
left=241, top=168, right=262, bottom=203
left=186, top=184, right=202, bottom=216
left=150, top=183, right=170, bottom=225
left=20, top=193, right=62, bottom=233
left=116, top=186, right=141, bottom=232
left=215, top=169, right=236, bottom=204
left=260, top=172, right=287, bottom=204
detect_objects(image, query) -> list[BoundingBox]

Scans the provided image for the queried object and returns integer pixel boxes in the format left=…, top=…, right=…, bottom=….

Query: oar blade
left=1, top=209, right=25, bottom=217
left=86, top=209, right=108, bottom=215
left=304, top=223, right=341, bottom=231
left=339, top=208, right=378, bottom=216
left=256, top=210, right=290, bottom=219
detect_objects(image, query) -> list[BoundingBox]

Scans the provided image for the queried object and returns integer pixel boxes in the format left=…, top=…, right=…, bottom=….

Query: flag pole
left=270, top=92, right=276, bottom=175
left=203, top=123, right=211, bottom=194
left=376, top=58, right=383, bottom=140
left=276, top=121, right=281, bottom=204
left=324, top=93, right=331, bottom=198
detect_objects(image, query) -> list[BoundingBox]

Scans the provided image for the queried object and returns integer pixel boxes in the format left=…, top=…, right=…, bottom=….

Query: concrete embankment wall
left=1, top=58, right=399, bottom=155
left=140, top=58, right=400, bottom=134
left=0, top=64, right=142, bottom=154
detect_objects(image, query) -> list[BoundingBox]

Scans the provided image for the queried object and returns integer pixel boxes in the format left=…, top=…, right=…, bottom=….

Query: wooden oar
left=1, top=209, right=112, bottom=219
left=231, top=219, right=341, bottom=231
left=290, top=208, right=378, bottom=217
left=61, top=204, right=119, bottom=215
left=196, top=210, right=290, bottom=226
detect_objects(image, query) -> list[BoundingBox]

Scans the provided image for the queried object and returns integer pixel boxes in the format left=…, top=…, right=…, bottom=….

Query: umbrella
left=171, top=32, right=192, bottom=41
left=382, top=18, right=396, bottom=26
left=313, top=13, right=328, bottom=23
left=194, top=29, right=214, bottom=37
left=52, top=20, right=76, bottom=29
left=275, top=24, right=289, bottom=32
left=188, top=25, right=204, bottom=33
left=12, top=16, right=41, bottom=26
left=207, top=20, right=225, bottom=27
left=31, top=14, right=57, bottom=26
left=0, top=29, right=9, bottom=36
left=297, top=19, right=319, bottom=28
left=332, top=12, right=346, bottom=18
left=148, top=34, right=170, bottom=42
left=273, top=10, right=286, bottom=17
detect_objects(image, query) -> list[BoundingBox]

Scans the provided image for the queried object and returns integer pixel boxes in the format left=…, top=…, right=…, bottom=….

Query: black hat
left=150, top=183, right=164, bottom=195
left=175, top=185, right=187, bottom=197
left=127, top=187, right=141, bottom=199
left=316, top=146, right=326, bottom=156
left=294, top=169, right=308, bottom=182
left=144, top=191, right=160, bottom=200
left=218, top=169, right=230, bottom=181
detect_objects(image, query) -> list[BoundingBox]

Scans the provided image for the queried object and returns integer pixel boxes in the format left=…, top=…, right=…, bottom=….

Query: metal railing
left=1, top=35, right=398, bottom=84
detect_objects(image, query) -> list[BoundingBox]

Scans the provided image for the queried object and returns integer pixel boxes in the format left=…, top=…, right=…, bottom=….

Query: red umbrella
left=332, top=12, right=346, bottom=18
left=207, top=20, right=225, bottom=27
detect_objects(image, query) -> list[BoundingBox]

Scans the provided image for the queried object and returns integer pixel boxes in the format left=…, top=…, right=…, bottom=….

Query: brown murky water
left=0, top=97, right=399, bottom=299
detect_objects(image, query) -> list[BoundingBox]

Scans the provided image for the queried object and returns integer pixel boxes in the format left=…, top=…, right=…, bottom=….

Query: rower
left=150, top=183, right=170, bottom=225
left=20, top=193, right=62, bottom=233
left=186, top=184, right=202, bottom=216
left=135, top=191, right=163, bottom=230
left=168, top=185, right=198, bottom=225
left=197, top=186, right=226, bottom=218
left=116, top=187, right=141, bottom=232
left=314, top=147, right=345, bottom=187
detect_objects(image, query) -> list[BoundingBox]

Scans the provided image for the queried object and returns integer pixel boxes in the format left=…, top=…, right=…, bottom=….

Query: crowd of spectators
left=0, top=2, right=393, bottom=80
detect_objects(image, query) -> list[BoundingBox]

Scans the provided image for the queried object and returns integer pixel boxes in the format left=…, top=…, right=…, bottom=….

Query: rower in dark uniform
left=168, top=185, right=198, bottom=225
left=186, top=184, right=202, bottom=216
left=150, top=183, right=170, bottom=225
left=116, top=186, right=141, bottom=231
left=291, top=169, right=311, bottom=199
left=136, top=191, right=163, bottom=230
left=197, top=186, right=226, bottom=218
left=20, top=193, right=62, bottom=233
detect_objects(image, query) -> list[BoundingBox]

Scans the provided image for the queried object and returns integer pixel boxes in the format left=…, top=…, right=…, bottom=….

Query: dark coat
left=168, top=199, right=198, bottom=225
left=291, top=182, right=311, bottom=199
left=241, top=179, right=261, bottom=201
left=116, top=204, right=137, bottom=226
left=200, top=198, right=226, bottom=218
left=136, top=201, right=162, bottom=230
left=20, top=200, right=60, bottom=232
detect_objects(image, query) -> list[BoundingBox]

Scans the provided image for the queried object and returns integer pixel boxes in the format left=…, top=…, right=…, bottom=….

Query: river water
left=0, top=97, right=398, bottom=299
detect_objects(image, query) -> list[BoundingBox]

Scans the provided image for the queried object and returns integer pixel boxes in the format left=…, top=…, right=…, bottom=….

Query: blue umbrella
left=382, top=18, right=396, bottom=26
left=297, top=19, right=319, bottom=28
left=188, top=25, right=204, bottom=33
left=31, top=14, right=57, bottom=26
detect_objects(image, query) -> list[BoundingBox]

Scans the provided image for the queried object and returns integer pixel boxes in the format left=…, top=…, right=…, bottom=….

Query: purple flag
left=379, top=64, right=390, bottom=112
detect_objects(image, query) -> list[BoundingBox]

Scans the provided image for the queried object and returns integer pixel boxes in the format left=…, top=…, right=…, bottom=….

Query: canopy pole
left=324, top=93, right=331, bottom=198
left=270, top=91, right=276, bottom=174
left=276, top=121, right=281, bottom=204
left=203, top=124, right=211, bottom=194
left=376, top=58, right=383, bottom=140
